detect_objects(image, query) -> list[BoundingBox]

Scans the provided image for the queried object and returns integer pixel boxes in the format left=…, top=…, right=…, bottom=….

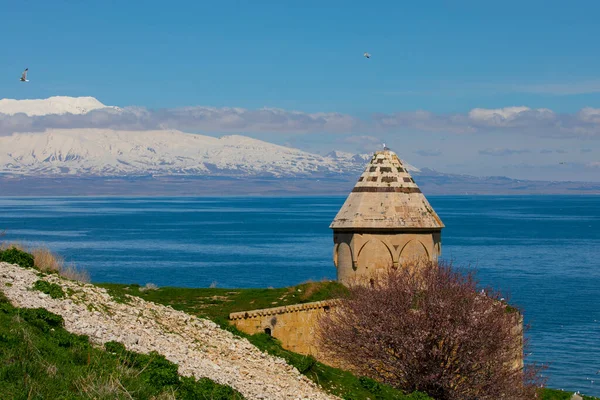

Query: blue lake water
left=0, top=195, right=598, bottom=396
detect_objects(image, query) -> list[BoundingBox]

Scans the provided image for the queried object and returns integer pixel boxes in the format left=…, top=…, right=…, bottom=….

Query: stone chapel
left=330, top=148, right=444, bottom=285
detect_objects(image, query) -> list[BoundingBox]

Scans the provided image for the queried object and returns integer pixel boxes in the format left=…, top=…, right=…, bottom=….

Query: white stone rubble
left=0, top=262, right=338, bottom=400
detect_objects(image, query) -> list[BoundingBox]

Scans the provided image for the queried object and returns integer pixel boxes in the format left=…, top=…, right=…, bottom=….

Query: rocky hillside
left=0, top=262, right=337, bottom=400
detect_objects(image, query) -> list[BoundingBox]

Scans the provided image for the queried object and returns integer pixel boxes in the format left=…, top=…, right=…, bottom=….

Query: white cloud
left=468, top=106, right=531, bottom=122
left=0, top=106, right=362, bottom=136
left=467, top=107, right=555, bottom=127
left=479, top=148, right=531, bottom=156
left=1, top=98, right=600, bottom=139
left=372, top=110, right=474, bottom=134
left=372, top=106, right=600, bottom=137
left=577, top=108, right=600, bottom=124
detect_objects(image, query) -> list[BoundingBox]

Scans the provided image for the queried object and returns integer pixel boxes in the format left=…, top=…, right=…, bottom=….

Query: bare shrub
left=299, top=280, right=322, bottom=301
left=139, top=282, right=159, bottom=292
left=72, top=373, right=139, bottom=398
left=59, top=263, right=90, bottom=283
left=316, top=260, right=545, bottom=400
left=0, top=241, right=25, bottom=251
left=30, top=247, right=64, bottom=273
left=30, top=247, right=90, bottom=283
left=1, top=242, right=89, bottom=283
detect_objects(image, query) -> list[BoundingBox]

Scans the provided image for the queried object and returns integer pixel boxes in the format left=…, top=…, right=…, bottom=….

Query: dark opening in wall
left=264, top=327, right=272, bottom=336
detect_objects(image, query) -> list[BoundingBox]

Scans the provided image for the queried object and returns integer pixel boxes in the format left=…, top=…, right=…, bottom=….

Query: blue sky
left=1, top=0, right=600, bottom=181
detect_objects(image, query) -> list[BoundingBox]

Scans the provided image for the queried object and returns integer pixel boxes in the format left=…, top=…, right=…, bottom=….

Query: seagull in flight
left=364, top=52, right=371, bottom=59
left=20, top=68, right=29, bottom=82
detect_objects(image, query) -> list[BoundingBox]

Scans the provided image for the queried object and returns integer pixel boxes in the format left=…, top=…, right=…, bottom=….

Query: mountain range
left=0, top=96, right=598, bottom=195
left=0, top=128, right=373, bottom=178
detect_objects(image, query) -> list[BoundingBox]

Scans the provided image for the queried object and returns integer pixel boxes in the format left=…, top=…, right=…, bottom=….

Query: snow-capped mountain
left=0, top=128, right=376, bottom=177
left=0, top=96, right=119, bottom=116
left=0, top=96, right=417, bottom=178
left=324, top=150, right=420, bottom=172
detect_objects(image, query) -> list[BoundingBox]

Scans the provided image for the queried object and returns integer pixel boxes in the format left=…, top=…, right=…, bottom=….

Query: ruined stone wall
left=333, top=230, right=441, bottom=285
left=230, top=300, right=336, bottom=357
left=229, top=295, right=523, bottom=372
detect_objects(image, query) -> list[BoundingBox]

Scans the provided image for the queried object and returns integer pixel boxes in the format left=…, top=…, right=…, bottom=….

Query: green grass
left=245, top=332, right=431, bottom=400
left=0, top=246, right=34, bottom=269
left=4, top=245, right=597, bottom=400
left=4, top=246, right=596, bottom=399
left=97, top=281, right=432, bottom=400
left=97, top=280, right=348, bottom=326
left=539, top=388, right=598, bottom=400
left=32, top=279, right=65, bottom=299
left=97, top=281, right=600, bottom=400
left=0, top=291, right=244, bottom=399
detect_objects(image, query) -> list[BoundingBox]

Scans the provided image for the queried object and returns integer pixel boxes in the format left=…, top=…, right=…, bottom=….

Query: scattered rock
left=0, top=262, right=338, bottom=400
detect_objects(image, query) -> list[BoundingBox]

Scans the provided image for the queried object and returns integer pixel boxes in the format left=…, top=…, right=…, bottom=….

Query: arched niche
left=357, top=239, right=393, bottom=275
left=399, top=239, right=430, bottom=264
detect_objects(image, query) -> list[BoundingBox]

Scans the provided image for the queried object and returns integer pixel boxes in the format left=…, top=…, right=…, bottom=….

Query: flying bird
left=20, top=68, right=29, bottom=82
left=363, top=52, right=371, bottom=59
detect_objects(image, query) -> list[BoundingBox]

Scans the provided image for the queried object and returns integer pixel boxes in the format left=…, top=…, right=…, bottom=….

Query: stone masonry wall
left=230, top=300, right=336, bottom=358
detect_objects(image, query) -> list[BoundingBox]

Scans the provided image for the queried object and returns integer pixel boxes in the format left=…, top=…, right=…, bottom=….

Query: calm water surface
left=0, top=195, right=598, bottom=396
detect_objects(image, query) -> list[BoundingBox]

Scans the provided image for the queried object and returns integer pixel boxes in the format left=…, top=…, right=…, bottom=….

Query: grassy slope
left=98, top=281, right=348, bottom=325
left=98, top=281, right=432, bottom=400
left=98, top=282, right=600, bottom=400
left=540, top=388, right=598, bottom=400
left=0, top=290, right=243, bottom=399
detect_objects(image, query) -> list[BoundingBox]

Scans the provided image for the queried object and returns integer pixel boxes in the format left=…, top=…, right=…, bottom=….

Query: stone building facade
left=230, top=148, right=445, bottom=357
left=330, top=149, right=444, bottom=285
left=230, top=300, right=336, bottom=356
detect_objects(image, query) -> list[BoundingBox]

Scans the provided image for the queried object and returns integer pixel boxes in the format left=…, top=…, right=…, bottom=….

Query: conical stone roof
left=330, top=149, right=444, bottom=230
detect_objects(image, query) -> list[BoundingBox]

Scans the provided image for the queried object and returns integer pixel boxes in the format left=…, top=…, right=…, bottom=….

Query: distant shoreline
left=1, top=175, right=600, bottom=196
